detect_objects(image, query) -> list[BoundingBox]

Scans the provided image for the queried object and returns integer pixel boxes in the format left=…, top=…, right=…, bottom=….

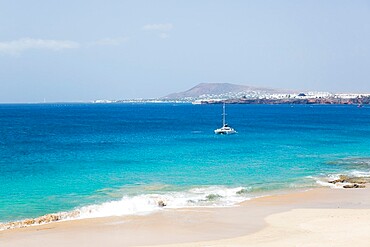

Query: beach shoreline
left=2, top=186, right=370, bottom=246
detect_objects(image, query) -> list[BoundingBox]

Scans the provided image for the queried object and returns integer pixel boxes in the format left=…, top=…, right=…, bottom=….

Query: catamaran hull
left=214, top=129, right=237, bottom=135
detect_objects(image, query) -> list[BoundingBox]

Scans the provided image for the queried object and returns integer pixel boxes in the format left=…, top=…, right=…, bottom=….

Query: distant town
left=93, top=83, right=370, bottom=105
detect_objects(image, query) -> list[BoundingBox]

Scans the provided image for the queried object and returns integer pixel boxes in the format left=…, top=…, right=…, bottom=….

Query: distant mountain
left=163, top=83, right=291, bottom=99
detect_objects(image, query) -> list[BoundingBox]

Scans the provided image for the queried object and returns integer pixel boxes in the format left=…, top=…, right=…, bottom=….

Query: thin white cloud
left=159, top=33, right=170, bottom=39
left=142, top=23, right=174, bottom=32
left=0, top=38, right=80, bottom=55
left=143, top=23, right=174, bottom=39
left=90, top=37, right=129, bottom=46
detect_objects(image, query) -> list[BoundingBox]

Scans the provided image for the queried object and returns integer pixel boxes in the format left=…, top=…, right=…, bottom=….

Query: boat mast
left=222, top=103, right=226, bottom=126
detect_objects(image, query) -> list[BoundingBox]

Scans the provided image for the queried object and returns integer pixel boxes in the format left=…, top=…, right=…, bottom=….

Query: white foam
left=77, top=195, right=162, bottom=218
left=314, top=170, right=370, bottom=189
left=315, top=180, right=344, bottom=189
left=349, top=170, right=370, bottom=177
left=75, top=186, right=250, bottom=219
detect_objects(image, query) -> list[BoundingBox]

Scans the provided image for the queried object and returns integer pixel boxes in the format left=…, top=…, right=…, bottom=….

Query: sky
left=0, top=0, right=369, bottom=103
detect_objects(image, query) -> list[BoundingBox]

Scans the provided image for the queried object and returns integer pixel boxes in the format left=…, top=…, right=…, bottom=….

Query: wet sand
left=1, top=187, right=370, bottom=246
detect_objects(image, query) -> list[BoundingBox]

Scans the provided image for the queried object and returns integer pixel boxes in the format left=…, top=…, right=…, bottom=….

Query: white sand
left=150, top=208, right=370, bottom=247
left=1, top=187, right=370, bottom=247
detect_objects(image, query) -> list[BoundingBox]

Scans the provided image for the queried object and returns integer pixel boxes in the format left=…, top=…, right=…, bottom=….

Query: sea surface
left=0, top=103, right=370, bottom=223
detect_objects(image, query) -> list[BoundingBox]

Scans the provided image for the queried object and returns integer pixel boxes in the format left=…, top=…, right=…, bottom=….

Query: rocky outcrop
left=236, top=189, right=248, bottom=195
left=328, top=175, right=350, bottom=184
left=205, top=194, right=222, bottom=201
left=346, top=178, right=369, bottom=184
left=0, top=211, right=81, bottom=231
left=157, top=200, right=167, bottom=207
left=328, top=175, right=369, bottom=189
left=34, top=214, right=61, bottom=224
left=343, top=184, right=366, bottom=189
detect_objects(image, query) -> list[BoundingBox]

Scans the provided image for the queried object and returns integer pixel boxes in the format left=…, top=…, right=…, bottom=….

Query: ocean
left=0, top=103, right=369, bottom=223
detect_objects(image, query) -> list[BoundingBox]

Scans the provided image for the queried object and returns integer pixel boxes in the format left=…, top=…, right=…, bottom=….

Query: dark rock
left=343, top=184, right=355, bottom=188
left=343, top=183, right=366, bottom=189
left=354, top=184, right=366, bottom=188
left=346, top=178, right=368, bottom=184
left=23, top=219, right=35, bottom=225
left=329, top=175, right=370, bottom=185
left=236, top=189, right=249, bottom=195
left=329, top=175, right=349, bottom=184
left=205, top=194, right=222, bottom=201
left=158, top=200, right=166, bottom=207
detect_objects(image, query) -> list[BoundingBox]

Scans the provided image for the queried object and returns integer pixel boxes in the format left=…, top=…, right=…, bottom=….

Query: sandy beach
left=1, top=186, right=370, bottom=247
left=1, top=0, right=370, bottom=246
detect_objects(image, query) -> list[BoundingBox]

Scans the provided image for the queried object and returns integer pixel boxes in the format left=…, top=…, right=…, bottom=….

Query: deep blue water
left=0, top=103, right=370, bottom=222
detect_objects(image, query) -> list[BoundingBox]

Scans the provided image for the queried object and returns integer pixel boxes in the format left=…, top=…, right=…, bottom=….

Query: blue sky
left=0, top=0, right=369, bottom=102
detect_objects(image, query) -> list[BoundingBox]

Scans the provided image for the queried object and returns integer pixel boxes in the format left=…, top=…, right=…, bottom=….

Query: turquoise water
left=0, top=104, right=370, bottom=222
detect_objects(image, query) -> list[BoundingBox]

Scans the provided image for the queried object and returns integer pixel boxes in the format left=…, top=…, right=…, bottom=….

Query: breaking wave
left=0, top=185, right=252, bottom=231
left=76, top=186, right=250, bottom=218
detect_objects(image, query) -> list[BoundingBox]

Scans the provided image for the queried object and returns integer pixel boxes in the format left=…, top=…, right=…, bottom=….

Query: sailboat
left=214, top=103, right=237, bottom=134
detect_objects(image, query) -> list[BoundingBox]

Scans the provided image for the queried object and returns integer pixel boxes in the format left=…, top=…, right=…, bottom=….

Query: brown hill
left=163, top=83, right=290, bottom=99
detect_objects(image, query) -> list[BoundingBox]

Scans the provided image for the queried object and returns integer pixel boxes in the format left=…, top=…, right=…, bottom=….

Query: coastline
left=2, top=186, right=370, bottom=246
